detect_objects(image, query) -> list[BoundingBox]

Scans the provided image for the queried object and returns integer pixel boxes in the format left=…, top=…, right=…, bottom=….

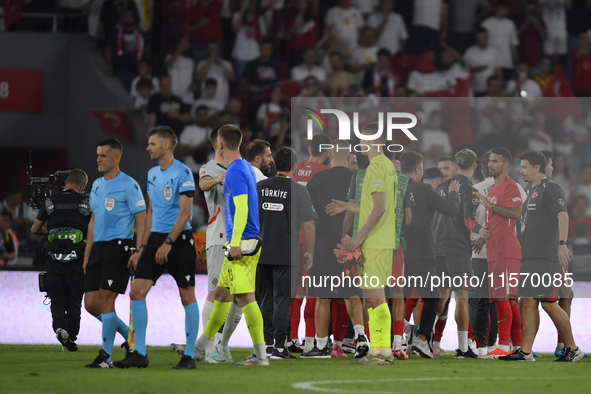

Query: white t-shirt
left=412, top=0, right=443, bottom=30
left=417, top=129, right=452, bottom=155
left=472, top=177, right=495, bottom=259
left=325, top=6, right=364, bottom=52
left=351, top=45, right=378, bottom=83
left=232, top=12, right=267, bottom=62
left=256, top=102, right=284, bottom=136
left=406, top=63, right=469, bottom=94
left=179, top=124, right=212, bottom=173
left=130, top=76, right=160, bottom=100
left=196, top=59, right=233, bottom=105
left=481, top=17, right=519, bottom=69
left=165, top=54, right=196, bottom=104
left=366, top=12, right=408, bottom=55
left=475, top=96, right=507, bottom=138
left=251, top=165, right=268, bottom=183
left=351, top=0, right=378, bottom=14
left=290, top=64, right=327, bottom=82
left=528, top=129, right=554, bottom=152
left=463, top=45, right=499, bottom=93
left=505, top=78, right=543, bottom=99
left=540, top=0, right=567, bottom=37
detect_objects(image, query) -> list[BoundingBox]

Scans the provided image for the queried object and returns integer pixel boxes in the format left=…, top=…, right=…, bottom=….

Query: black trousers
left=470, top=258, right=498, bottom=347
left=405, top=259, right=440, bottom=339
left=257, top=264, right=292, bottom=348
left=46, top=258, right=85, bottom=340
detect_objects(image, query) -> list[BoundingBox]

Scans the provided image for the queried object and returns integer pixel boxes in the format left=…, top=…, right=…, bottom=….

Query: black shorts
left=85, top=239, right=134, bottom=294
left=435, top=255, right=472, bottom=291
left=135, top=230, right=197, bottom=288
left=519, top=259, right=561, bottom=302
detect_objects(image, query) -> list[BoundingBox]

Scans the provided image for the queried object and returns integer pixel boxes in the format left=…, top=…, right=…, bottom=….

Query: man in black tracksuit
left=433, top=149, right=479, bottom=358
left=399, top=151, right=461, bottom=359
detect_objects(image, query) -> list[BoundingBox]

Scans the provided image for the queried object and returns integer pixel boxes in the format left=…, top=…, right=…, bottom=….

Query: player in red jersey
left=288, top=134, right=332, bottom=353
left=472, top=148, right=523, bottom=357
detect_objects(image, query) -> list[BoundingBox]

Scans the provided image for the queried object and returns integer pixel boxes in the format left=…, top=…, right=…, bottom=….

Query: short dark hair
left=439, top=156, right=456, bottom=164
left=573, top=194, right=589, bottom=207
left=66, top=169, right=88, bottom=187
left=205, top=78, right=218, bottom=87
left=540, top=150, right=553, bottom=163
left=377, top=48, right=391, bottom=58
left=136, top=78, right=153, bottom=90
left=310, top=134, right=332, bottom=157
left=246, top=139, right=271, bottom=163
left=218, top=124, right=242, bottom=151
left=210, top=127, right=220, bottom=145
left=362, top=122, right=387, bottom=144
left=455, top=148, right=477, bottom=170
left=147, top=125, right=178, bottom=150
left=519, top=150, right=547, bottom=174
left=423, top=167, right=444, bottom=181
left=195, top=105, right=209, bottom=114
left=1, top=210, right=13, bottom=221
left=274, top=147, right=297, bottom=172
left=97, top=138, right=123, bottom=153
left=472, top=164, right=485, bottom=183
left=487, top=75, right=500, bottom=86
left=490, top=147, right=512, bottom=163
left=400, top=151, right=423, bottom=174
left=329, top=51, right=342, bottom=59
left=481, top=151, right=491, bottom=178
left=476, top=26, right=488, bottom=35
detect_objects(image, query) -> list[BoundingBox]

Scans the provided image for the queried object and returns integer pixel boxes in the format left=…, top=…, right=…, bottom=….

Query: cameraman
left=31, top=169, right=91, bottom=352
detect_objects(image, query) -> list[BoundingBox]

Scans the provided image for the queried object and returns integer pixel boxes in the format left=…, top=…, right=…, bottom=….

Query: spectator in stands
left=505, top=61, right=543, bottom=99
left=2, top=188, right=31, bottom=230
left=179, top=105, right=212, bottom=176
left=96, top=0, right=139, bottom=50
left=351, top=0, right=378, bottom=19
left=551, top=152, right=574, bottom=197
left=366, top=0, right=408, bottom=56
left=0, top=211, right=16, bottom=266
left=242, top=39, right=280, bottom=124
left=295, top=76, right=331, bottom=111
left=105, top=7, right=144, bottom=90
left=417, top=111, right=452, bottom=168
left=362, top=49, right=397, bottom=97
left=232, top=0, right=266, bottom=77
left=478, top=108, right=516, bottom=153
left=523, top=109, right=554, bottom=152
left=569, top=195, right=591, bottom=241
left=165, top=36, right=197, bottom=105
left=225, top=97, right=243, bottom=126
left=570, top=165, right=591, bottom=213
left=533, top=56, right=553, bottom=89
left=317, top=26, right=351, bottom=76
left=409, top=0, right=446, bottom=55
left=348, top=27, right=379, bottom=83
left=291, top=48, right=326, bottom=89
left=325, top=51, right=356, bottom=97
left=256, top=84, right=290, bottom=148
left=192, top=78, right=226, bottom=118
left=406, top=48, right=469, bottom=94
left=475, top=76, right=507, bottom=138
left=133, top=78, right=153, bottom=121
left=445, top=0, right=491, bottom=54
left=195, top=41, right=235, bottom=107
left=516, top=1, right=546, bottom=68
left=572, top=32, right=591, bottom=97
left=285, top=0, right=319, bottom=68
left=147, top=75, right=191, bottom=135
left=184, top=0, right=223, bottom=63
left=130, top=61, right=159, bottom=101
left=464, top=27, right=502, bottom=97
left=565, top=109, right=591, bottom=170
left=567, top=0, right=591, bottom=55
left=481, top=2, right=519, bottom=81
left=324, top=0, right=364, bottom=53
left=540, top=0, right=568, bottom=67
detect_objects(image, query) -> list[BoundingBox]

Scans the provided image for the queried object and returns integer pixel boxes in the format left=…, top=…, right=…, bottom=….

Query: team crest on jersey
left=164, top=187, right=173, bottom=201
left=104, top=197, right=115, bottom=211
left=532, top=191, right=539, bottom=199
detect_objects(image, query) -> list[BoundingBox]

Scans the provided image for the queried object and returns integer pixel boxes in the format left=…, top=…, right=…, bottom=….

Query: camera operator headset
left=31, top=169, right=91, bottom=352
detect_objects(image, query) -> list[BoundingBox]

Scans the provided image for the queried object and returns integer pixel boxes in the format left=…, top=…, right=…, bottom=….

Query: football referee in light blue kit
left=84, top=139, right=146, bottom=369
left=115, top=126, right=199, bottom=370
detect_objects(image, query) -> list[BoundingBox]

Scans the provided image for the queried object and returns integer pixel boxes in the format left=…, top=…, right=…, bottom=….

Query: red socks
left=290, top=298, right=303, bottom=340
left=331, top=302, right=349, bottom=342
left=510, top=302, right=522, bottom=347
left=404, top=299, right=418, bottom=322
left=304, top=297, right=316, bottom=338
left=434, top=318, right=447, bottom=342
left=392, top=320, right=404, bottom=337
left=495, top=300, right=512, bottom=346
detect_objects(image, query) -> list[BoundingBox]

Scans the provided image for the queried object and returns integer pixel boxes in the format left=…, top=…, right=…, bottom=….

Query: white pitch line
left=292, top=376, right=589, bottom=394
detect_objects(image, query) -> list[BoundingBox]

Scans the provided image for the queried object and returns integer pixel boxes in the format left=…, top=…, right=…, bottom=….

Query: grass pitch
left=0, top=345, right=589, bottom=394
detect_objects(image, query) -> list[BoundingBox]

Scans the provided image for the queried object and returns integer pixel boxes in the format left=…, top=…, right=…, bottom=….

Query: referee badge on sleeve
left=164, top=187, right=173, bottom=201
left=104, top=197, right=115, bottom=211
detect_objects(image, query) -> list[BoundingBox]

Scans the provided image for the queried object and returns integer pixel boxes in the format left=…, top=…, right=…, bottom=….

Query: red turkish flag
left=390, top=52, right=437, bottom=84
left=1, top=0, right=24, bottom=29
left=541, top=66, right=582, bottom=123
left=91, top=109, right=133, bottom=143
